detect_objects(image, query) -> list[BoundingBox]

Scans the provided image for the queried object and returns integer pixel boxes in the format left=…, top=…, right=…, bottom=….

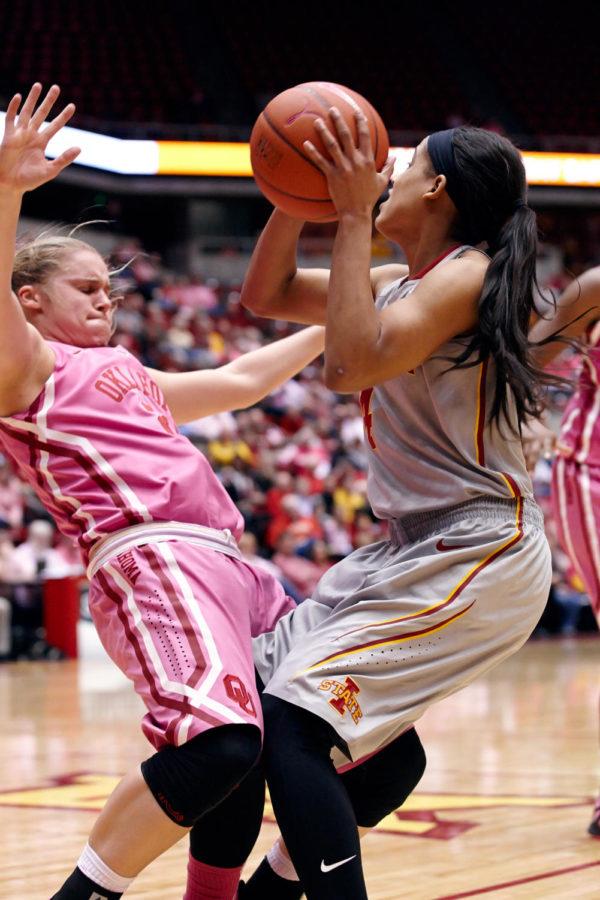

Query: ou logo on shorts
left=223, top=674, right=257, bottom=717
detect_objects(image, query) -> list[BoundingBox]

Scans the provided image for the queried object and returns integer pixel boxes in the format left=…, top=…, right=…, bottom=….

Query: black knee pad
left=141, top=724, right=262, bottom=827
left=340, top=727, right=426, bottom=827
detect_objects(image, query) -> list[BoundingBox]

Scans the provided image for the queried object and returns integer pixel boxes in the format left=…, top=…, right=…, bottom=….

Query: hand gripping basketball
left=250, top=81, right=390, bottom=221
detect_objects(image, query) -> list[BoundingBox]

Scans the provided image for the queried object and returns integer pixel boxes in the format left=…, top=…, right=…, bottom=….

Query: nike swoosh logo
left=321, top=855, right=357, bottom=873
left=436, top=538, right=470, bottom=552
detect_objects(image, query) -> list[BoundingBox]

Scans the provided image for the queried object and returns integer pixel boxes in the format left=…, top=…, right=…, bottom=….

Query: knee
left=141, top=724, right=262, bottom=827
left=411, top=729, right=427, bottom=783
left=341, top=727, right=427, bottom=828
left=213, top=723, right=263, bottom=781
left=397, top=727, right=426, bottom=789
left=378, top=728, right=427, bottom=813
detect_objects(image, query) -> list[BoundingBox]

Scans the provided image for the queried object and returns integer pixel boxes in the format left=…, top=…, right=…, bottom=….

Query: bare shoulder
left=419, top=253, right=488, bottom=299
left=448, top=249, right=490, bottom=284
left=370, top=263, right=409, bottom=298
left=458, top=247, right=491, bottom=268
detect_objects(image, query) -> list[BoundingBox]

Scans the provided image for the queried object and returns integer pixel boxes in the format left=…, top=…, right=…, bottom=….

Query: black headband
left=426, top=129, right=467, bottom=215
left=428, top=129, right=528, bottom=220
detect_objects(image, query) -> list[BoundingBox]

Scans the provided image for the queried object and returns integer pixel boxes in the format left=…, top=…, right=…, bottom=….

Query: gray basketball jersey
left=361, top=245, right=532, bottom=520
left=254, top=247, right=550, bottom=764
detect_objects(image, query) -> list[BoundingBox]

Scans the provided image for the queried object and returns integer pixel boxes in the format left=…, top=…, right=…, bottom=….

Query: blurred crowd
left=1, top=226, right=599, bottom=660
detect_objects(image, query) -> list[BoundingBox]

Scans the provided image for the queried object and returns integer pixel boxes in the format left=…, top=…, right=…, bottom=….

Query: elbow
left=240, top=279, right=286, bottom=319
left=324, top=361, right=359, bottom=393
left=240, top=273, right=295, bottom=319
left=239, top=286, right=263, bottom=316
left=239, top=290, right=278, bottom=321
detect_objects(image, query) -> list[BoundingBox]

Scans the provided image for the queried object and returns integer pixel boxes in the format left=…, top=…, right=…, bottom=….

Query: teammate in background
left=0, top=83, right=330, bottom=900
left=239, top=114, right=555, bottom=898
left=529, top=267, right=600, bottom=838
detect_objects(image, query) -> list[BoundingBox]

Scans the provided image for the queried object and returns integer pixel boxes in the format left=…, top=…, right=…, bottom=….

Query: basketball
left=250, top=81, right=389, bottom=221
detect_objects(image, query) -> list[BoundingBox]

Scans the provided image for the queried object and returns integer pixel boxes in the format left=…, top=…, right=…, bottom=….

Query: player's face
left=375, top=139, right=436, bottom=240
left=34, top=249, right=117, bottom=347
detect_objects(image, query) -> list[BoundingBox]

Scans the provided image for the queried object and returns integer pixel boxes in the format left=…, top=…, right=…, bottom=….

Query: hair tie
left=514, top=198, right=527, bottom=210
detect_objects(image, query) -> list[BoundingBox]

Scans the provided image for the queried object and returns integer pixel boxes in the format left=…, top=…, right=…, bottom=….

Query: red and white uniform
left=552, top=324, right=600, bottom=617
left=0, top=341, right=293, bottom=747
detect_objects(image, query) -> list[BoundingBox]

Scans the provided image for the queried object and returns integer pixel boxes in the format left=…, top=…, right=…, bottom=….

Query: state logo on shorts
left=319, top=676, right=363, bottom=724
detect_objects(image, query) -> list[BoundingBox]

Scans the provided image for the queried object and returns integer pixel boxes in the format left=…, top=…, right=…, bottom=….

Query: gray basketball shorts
left=254, top=496, right=551, bottom=763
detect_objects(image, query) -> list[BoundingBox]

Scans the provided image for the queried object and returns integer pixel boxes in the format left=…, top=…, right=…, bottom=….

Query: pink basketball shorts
left=88, top=540, right=294, bottom=749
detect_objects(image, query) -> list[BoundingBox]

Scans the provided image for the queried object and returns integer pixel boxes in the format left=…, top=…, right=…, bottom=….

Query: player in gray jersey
left=205, top=122, right=557, bottom=900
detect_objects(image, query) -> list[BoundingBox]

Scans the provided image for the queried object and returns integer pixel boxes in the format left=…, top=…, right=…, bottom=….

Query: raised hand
left=303, top=107, right=394, bottom=219
left=0, top=83, right=80, bottom=195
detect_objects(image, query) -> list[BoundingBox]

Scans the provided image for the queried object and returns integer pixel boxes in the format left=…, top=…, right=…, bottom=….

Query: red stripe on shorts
left=309, top=495, right=524, bottom=669
left=95, top=569, right=223, bottom=731
left=140, top=544, right=209, bottom=688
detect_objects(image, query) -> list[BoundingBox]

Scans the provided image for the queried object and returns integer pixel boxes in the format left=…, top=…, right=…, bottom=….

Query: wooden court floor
left=0, top=633, right=599, bottom=899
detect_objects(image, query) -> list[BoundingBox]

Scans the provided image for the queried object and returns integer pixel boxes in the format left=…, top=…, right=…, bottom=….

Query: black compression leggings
left=191, top=707, right=426, bottom=881
left=191, top=703, right=425, bottom=900
left=261, top=694, right=367, bottom=900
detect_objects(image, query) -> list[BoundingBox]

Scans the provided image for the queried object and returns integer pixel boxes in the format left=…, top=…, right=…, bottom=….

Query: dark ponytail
left=432, top=126, right=557, bottom=429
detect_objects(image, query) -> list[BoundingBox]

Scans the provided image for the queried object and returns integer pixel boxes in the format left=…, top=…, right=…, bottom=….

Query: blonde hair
left=12, top=234, right=96, bottom=293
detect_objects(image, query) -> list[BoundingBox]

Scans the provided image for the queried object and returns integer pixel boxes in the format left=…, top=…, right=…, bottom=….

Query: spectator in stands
left=207, top=424, right=255, bottom=467
left=0, top=519, right=75, bottom=661
left=266, top=493, right=323, bottom=551
left=53, top=532, right=86, bottom=577
left=272, top=530, right=327, bottom=601
left=237, top=530, right=307, bottom=603
left=0, top=454, right=25, bottom=534
left=0, top=519, right=18, bottom=582
left=238, top=531, right=283, bottom=581
left=352, top=510, right=387, bottom=549
left=320, top=501, right=355, bottom=559
left=6, top=519, right=76, bottom=583
left=176, top=275, right=219, bottom=312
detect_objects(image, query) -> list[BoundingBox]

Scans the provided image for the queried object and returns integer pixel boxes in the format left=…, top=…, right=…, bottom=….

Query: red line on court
left=435, top=859, right=600, bottom=898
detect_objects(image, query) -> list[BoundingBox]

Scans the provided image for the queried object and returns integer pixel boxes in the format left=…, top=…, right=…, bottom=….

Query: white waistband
left=87, top=521, right=241, bottom=580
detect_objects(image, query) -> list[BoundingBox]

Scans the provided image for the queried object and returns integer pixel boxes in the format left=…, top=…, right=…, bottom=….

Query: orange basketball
left=250, top=81, right=389, bottom=222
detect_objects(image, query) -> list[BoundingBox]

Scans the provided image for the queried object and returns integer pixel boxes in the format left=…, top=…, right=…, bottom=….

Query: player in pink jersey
left=529, top=267, right=600, bottom=838
left=0, top=83, right=331, bottom=900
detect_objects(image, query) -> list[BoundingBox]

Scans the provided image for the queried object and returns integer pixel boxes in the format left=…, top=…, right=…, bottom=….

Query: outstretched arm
left=529, top=267, right=600, bottom=368
left=522, top=269, right=600, bottom=472
left=147, top=325, right=324, bottom=424
left=0, top=83, right=80, bottom=414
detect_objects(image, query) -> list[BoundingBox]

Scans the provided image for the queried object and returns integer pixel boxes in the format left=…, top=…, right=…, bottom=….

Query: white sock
left=267, top=838, right=300, bottom=882
left=77, top=843, right=135, bottom=894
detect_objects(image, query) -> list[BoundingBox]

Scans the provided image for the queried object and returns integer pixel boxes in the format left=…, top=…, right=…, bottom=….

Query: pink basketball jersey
left=557, top=323, right=600, bottom=465
left=0, top=341, right=243, bottom=558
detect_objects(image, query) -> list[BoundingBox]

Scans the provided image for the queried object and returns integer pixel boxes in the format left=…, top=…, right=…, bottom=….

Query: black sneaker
left=588, top=794, right=600, bottom=837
